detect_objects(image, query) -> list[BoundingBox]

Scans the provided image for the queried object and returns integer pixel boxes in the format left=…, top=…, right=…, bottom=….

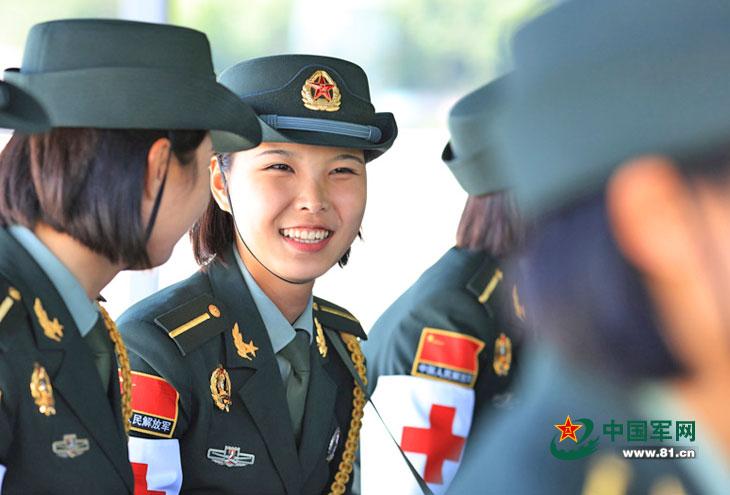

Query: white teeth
left=280, top=228, right=331, bottom=243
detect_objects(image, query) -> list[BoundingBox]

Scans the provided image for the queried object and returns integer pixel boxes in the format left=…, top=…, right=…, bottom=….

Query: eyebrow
left=331, top=153, right=366, bottom=166
left=255, top=149, right=297, bottom=159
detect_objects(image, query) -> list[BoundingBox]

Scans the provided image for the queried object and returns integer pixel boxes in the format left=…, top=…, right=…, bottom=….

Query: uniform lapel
left=206, top=253, right=303, bottom=495
left=297, top=340, right=337, bottom=483
left=0, top=229, right=133, bottom=491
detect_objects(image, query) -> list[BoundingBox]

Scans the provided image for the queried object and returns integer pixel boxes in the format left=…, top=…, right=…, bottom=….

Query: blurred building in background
left=0, top=0, right=544, bottom=328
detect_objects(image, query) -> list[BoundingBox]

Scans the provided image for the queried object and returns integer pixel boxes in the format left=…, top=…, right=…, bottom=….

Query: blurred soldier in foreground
left=360, top=77, right=524, bottom=495
left=451, top=0, right=730, bottom=493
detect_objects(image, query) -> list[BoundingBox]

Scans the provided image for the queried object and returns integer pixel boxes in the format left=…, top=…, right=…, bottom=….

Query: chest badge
left=52, top=434, right=90, bottom=458
left=493, top=333, right=513, bottom=377
left=232, top=323, right=258, bottom=361
left=34, top=298, right=63, bottom=342
left=207, top=445, right=255, bottom=467
left=301, top=69, right=341, bottom=112
left=210, top=365, right=232, bottom=412
left=326, top=426, right=341, bottom=462
left=30, top=362, right=56, bottom=416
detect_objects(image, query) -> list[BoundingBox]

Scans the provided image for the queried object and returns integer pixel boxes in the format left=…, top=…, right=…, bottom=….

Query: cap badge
left=210, top=365, right=232, bottom=412
left=301, top=70, right=341, bottom=112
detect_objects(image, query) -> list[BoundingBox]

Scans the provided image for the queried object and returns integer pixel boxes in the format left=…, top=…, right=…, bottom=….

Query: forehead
left=236, top=141, right=365, bottom=163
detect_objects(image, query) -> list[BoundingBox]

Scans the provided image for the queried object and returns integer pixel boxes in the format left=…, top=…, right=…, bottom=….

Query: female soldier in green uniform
left=453, top=0, right=730, bottom=493
left=118, top=54, right=396, bottom=495
left=359, top=77, right=524, bottom=495
left=0, top=19, right=260, bottom=494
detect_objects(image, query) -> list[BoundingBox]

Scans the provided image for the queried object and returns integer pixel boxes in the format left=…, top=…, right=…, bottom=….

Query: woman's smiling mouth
left=279, top=227, right=334, bottom=250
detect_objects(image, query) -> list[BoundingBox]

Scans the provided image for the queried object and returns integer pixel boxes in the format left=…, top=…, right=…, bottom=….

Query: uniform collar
left=8, top=225, right=98, bottom=336
left=233, top=245, right=313, bottom=353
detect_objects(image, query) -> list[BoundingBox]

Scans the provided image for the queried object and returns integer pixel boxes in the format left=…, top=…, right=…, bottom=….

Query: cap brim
left=4, top=67, right=261, bottom=150
left=213, top=112, right=397, bottom=161
left=0, top=80, right=50, bottom=132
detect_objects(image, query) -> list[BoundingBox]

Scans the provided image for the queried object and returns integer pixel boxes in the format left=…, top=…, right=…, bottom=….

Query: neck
left=236, top=240, right=314, bottom=323
left=33, top=223, right=122, bottom=300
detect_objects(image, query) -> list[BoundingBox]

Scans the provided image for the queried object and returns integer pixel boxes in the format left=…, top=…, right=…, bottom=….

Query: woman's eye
left=267, top=163, right=293, bottom=172
left=331, top=167, right=357, bottom=175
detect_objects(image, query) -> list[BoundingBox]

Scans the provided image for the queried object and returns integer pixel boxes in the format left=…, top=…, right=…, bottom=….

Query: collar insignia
left=34, top=298, right=63, bottom=342
left=232, top=323, right=258, bottom=360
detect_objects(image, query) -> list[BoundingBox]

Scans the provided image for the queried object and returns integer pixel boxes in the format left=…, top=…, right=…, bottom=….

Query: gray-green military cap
left=501, top=0, right=730, bottom=217
left=217, top=54, right=397, bottom=161
left=442, top=75, right=508, bottom=196
left=4, top=19, right=261, bottom=151
left=0, top=80, right=49, bottom=132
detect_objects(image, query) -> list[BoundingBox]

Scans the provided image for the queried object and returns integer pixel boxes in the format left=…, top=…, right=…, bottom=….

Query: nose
left=296, top=176, right=330, bottom=213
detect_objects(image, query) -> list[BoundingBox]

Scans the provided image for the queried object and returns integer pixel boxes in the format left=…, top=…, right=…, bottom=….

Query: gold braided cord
left=328, top=333, right=367, bottom=495
left=99, top=305, right=132, bottom=434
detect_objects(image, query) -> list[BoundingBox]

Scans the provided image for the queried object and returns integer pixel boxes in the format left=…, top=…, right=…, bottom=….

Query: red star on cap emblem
left=310, top=74, right=334, bottom=101
left=554, top=415, right=583, bottom=443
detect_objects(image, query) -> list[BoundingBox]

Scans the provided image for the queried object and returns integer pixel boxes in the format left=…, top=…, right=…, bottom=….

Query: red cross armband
left=359, top=375, right=475, bottom=494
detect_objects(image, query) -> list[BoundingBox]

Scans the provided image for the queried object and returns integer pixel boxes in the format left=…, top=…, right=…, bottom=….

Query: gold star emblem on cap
left=301, top=70, right=341, bottom=112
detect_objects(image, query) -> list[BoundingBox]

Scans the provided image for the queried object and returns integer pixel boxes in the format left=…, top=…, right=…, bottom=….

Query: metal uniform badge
left=326, top=426, right=341, bottom=462
left=493, top=333, right=512, bottom=377
left=232, top=323, right=258, bottom=360
left=314, top=317, right=328, bottom=358
left=207, top=445, right=255, bottom=467
left=30, top=362, right=56, bottom=416
left=52, top=434, right=90, bottom=458
left=301, top=70, right=341, bottom=112
left=34, top=298, right=64, bottom=342
left=210, top=365, right=232, bottom=412
left=512, top=285, right=526, bottom=321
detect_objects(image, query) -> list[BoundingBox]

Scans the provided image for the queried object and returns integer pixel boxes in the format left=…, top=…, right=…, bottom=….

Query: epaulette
left=466, top=255, right=502, bottom=318
left=154, top=293, right=228, bottom=356
left=313, top=297, right=367, bottom=340
left=0, top=285, right=24, bottom=351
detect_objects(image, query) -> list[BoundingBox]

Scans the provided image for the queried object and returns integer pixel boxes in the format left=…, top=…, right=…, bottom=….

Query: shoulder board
left=313, top=297, right=367, bottom=340
left=466, top=255, right=502, bottom=317
left=154, top=293, right=227, bottom=356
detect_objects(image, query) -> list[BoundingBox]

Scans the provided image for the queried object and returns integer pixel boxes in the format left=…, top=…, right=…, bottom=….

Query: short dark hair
left=0, top=128, right=206, bottom=267
left=455, top=191, right=524, bottom=257
left=191, top=152, right=354, bottom=266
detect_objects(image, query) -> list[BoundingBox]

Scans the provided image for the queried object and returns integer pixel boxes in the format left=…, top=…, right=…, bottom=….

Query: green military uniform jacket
left=118, top=247, right=365, bottom=495
left=0, top=228, right=133, bottom=494
left=359, top=247, right=521, bottom=493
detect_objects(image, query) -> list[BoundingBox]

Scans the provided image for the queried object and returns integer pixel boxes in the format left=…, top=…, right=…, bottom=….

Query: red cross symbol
left=401, top=404, right=466, bottom=484
left=132, top=462, right=165, bottom=495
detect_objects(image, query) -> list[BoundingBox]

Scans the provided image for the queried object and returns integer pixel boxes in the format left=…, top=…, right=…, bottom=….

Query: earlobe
left=606, top=156, right=696, bottom=277
left=209, top=156, right=231, bottom=213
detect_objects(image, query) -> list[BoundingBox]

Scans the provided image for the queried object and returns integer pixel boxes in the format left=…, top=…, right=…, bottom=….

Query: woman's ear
left=606, top=155, right=698, bottom=278
left=210, top=155, right=230, bottom=213
left=144, top=137, right=171, bottom=200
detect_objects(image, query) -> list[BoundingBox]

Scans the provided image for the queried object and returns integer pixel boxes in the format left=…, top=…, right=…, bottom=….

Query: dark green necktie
left=278, top=330, right=311, bottom=442
left=83, top=315, right=113, bottom=393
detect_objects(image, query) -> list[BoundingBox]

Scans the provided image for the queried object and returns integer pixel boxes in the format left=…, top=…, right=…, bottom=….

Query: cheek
left=335, top=182, right=367, bottom=229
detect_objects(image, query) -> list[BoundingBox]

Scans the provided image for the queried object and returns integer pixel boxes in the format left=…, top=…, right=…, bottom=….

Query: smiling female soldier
left=118, top=54, right=397, bottom=495
left=0, top=19, right=260, bottom=494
